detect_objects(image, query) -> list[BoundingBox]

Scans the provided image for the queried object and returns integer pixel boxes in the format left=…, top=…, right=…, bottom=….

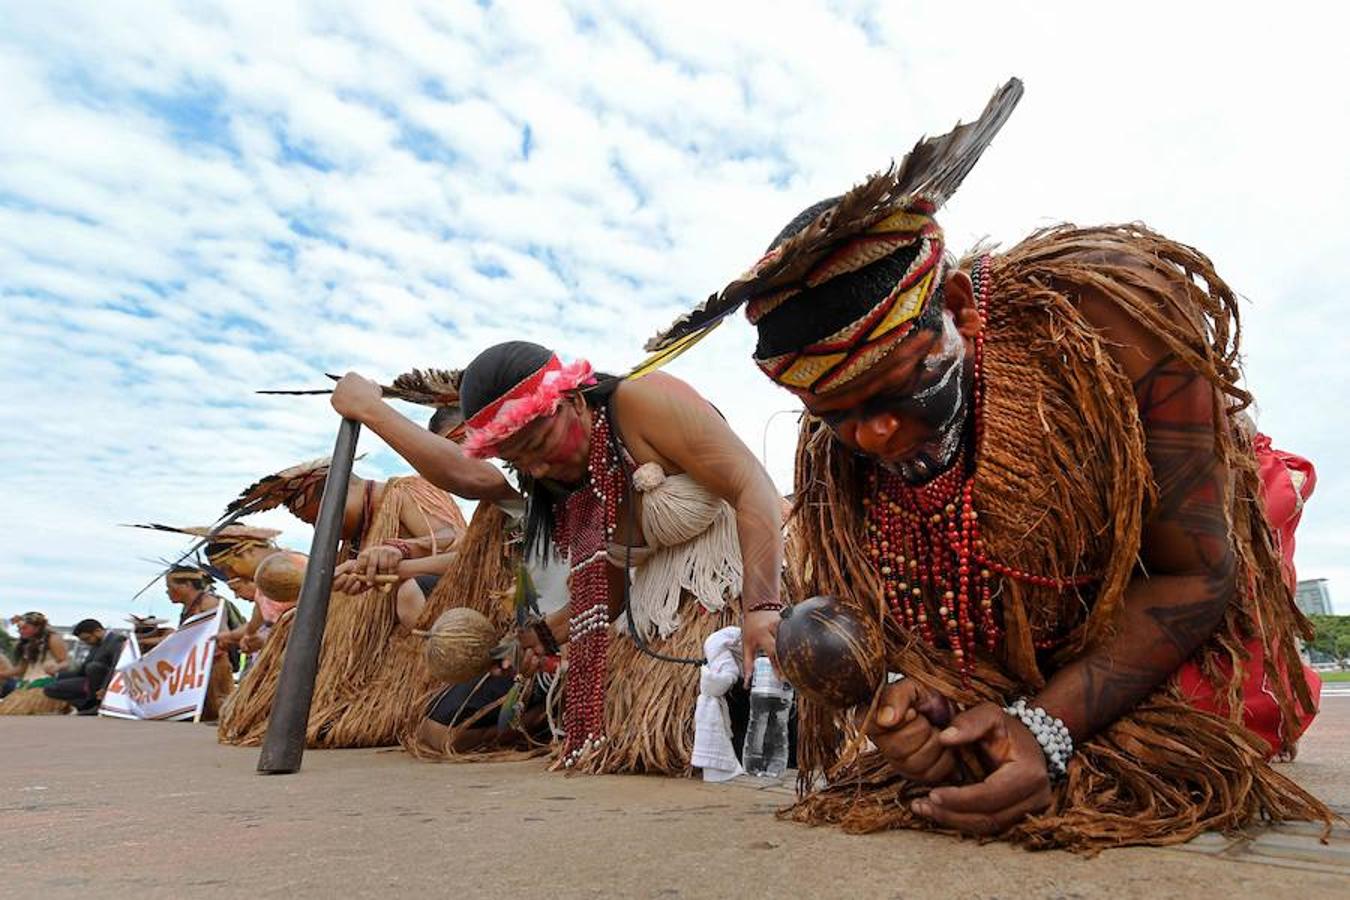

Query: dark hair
left=168, top=564, right=210, bottom=590
left=460, top=341, right=556, bottom=420
left=460, top=341, right=620, bottom=559
left=428, top=405, right=464, bottom=436
left=754, top=198, right=943, bottom=361
left=72, top=619, right=102, bottom=636
left=15, top=615, right=52, bottom=665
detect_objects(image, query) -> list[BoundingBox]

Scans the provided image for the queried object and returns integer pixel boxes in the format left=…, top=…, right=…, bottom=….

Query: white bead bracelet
left=1003, top=698, right=1073, bottom=782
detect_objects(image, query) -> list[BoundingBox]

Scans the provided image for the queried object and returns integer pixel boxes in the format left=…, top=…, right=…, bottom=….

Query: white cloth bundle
left=691, top=626, right=744, bottom=782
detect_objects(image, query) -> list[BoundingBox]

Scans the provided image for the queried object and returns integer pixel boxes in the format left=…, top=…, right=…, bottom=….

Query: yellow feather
left=626, top=322, right=723, bottom=380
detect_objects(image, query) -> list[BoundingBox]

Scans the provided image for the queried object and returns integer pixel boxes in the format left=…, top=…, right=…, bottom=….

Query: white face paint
left=881, top=312, right=972, bottom=485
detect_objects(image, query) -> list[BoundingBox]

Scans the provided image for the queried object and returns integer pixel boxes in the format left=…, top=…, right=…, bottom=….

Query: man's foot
left=76, top=706, right=99, bottom=716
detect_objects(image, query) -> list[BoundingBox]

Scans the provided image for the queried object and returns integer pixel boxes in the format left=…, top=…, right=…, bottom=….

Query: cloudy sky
left=2, top=0, right=1347, bottom=630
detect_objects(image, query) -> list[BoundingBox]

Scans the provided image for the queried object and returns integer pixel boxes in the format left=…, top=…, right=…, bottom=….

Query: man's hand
left=240, top=633, right=265, bottom=654
left=910, top=702, right=1052, bottom=834
left=358, top=544, right=403, bottom=582
left=502, top=611, right=568, bottom=678
left=216, top=631, right=241, bottom=650
left=740, top=609, right=781, bottom=687
left=866, top=679, right=958, bottom=784
left=332, top=560, right=362, bottom=596
left=330, top=372, right=385, bottom=422
left=509, top=628, right=545, bottom=679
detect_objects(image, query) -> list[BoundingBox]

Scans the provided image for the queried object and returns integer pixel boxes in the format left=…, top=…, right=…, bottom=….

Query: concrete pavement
left=2, top=699, right=1347, bottom=899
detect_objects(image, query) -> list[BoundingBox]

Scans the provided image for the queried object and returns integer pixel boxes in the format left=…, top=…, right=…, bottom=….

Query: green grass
left=1320, top=671, right=1350, bottom=682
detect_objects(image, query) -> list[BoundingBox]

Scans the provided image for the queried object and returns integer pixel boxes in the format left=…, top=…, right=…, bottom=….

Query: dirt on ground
left=1, top=699, right=1347, bottom=899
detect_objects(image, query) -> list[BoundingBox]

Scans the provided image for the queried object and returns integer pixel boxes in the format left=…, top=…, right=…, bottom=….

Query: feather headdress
left=124, top=523, right=282, bottom=543
left=224, top=455, right=366, bottom=518
left=258, top=368, right=463, bottom=407
left=637, top=78, right=1023, bottom=386
left=123, top=522, right=279, bottom=601
left=124, top=522, right=281, bottom=574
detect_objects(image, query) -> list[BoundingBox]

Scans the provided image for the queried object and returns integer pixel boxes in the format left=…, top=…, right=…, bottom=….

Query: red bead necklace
left=863, top=256, right=1095, bottom=679
left=554, top=407, right=627, bottom=766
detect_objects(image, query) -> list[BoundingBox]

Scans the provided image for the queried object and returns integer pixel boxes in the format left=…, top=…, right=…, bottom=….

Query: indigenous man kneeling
left=217, top=455, right=465, bottom=747
left=327, top=385, right=567, bottom=756
left=332, top=342, right=785, bottom=774
left=164, top=564, right=240, bottom=722
left=642, top=79, right=1327, bottom=848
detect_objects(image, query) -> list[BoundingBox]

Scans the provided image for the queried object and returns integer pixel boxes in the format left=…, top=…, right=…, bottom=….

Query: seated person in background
left=0, top=612, right=70, bottom=715
left=43, top=619, right=127, bottom=714
left=0, top=612, right=68, bottom=693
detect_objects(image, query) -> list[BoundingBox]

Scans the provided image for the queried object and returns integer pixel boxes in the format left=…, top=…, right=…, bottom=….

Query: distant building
left=1295, top=579, right=1333, bottom=617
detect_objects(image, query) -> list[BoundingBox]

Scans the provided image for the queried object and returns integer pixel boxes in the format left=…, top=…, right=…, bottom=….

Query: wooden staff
left=257, top=417, right=361, bottom=775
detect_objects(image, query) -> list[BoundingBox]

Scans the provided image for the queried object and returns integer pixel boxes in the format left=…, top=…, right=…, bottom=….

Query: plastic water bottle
left=742, top=655, right=792, bottom=777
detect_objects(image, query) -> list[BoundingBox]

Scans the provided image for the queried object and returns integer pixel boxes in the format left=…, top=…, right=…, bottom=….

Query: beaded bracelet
left=1003, top=698, right=1073, bottom=783
left=384, top=538, right=414, bottom=559
left=744, top=601, right=785, bottom=614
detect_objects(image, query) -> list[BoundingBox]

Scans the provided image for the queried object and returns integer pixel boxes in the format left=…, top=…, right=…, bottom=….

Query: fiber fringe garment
left=400, top=501, right=519, bottom=759
left=0, top=687, right=70, bottom=716
left=786, top=224, right=1331, bottom=851
left=568, top=463, right=742, bottom=775
left=218, top=477, right=464, bottom=747
left=616, top=464, right=742, bottom=639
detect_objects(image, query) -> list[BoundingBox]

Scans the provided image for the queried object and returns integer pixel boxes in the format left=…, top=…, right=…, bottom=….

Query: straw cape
left=217, top=474, right=465, bottom=748
left=400, top=501, right=521, bottom=759
left=0, top=689, right=70, bottom=716
left=784, top=225, right=1331, bottom=851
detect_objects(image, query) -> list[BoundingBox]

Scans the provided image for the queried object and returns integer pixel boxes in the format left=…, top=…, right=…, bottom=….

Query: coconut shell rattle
left=414, top=608, right=511, bottom=684
left=775, top=595, right=886, bottom=709
left=253, top=551, right=309, bottom=605
left=776, top=595, right=954, bottom=728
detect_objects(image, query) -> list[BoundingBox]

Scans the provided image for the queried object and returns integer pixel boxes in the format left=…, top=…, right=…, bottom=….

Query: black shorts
left=414, top=574, right=440, bottom=595
left=426, top=674, right=545, bottom=727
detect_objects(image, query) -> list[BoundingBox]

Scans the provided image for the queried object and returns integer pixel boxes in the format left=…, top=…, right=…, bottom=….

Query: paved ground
left=2, top=700, right=1347, bottom=899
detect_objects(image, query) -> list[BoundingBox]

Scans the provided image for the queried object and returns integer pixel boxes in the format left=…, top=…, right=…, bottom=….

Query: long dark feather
left=256, top=368, right=462, bottom=407
left=642, top=77, right=1023, bottom=358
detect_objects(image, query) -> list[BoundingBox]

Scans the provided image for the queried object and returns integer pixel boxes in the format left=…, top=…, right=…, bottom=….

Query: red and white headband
left=462, top=355, right=596, bottom=458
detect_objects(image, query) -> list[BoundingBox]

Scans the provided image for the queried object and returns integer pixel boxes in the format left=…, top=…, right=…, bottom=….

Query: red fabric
left=1251, top=432, right=1317, bottom=591
left=1174, top=433, right=1320, bottom=756
left=1176, top=637, right=1321, bottom=756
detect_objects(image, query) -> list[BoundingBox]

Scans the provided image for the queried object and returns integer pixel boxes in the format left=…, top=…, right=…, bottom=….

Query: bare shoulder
left=1069, top=273, right=1184, bottom=383
left=614, top=371, right=704, bottom=410
left=609, top=374, right=721, bottom=474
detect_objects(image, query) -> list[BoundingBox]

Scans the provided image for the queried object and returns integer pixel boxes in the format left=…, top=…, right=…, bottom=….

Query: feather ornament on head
left=638, top=77, right=1024, bottom=392
left=258, top=367, right=463, bottom=407
left=124, top=522, right=282, bottom=575
left=257, top=367, right=467, bottom=439
left=124, top=523, right=281, bottom=543
left=223, top=454, right=367, bottom=520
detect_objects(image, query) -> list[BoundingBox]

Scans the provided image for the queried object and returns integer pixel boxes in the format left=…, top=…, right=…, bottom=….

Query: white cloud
left=1, top=0, right=1348, bottom=631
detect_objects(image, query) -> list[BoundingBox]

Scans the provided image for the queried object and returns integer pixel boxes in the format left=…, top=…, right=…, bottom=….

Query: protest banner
left=100, top=605, right=223, bottom=721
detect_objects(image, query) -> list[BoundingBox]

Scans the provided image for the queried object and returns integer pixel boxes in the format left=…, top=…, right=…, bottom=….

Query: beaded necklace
left=863, top=256, right=1094, bottom=680
left=553, top=407, right=627, bottom=766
